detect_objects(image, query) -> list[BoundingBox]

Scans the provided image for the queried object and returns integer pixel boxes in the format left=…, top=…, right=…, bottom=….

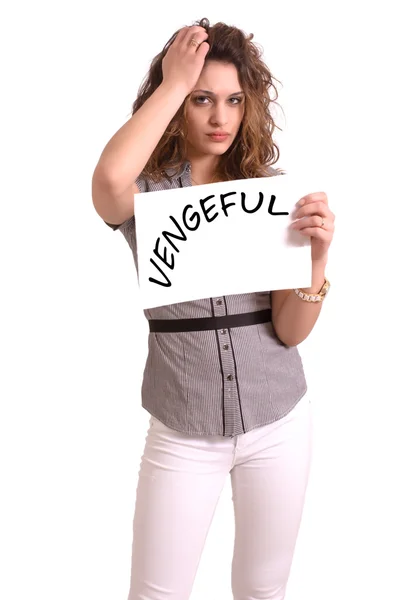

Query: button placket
left=211, top=297, right=243, bottom=436
left=213, top=297, right=225, bottom=318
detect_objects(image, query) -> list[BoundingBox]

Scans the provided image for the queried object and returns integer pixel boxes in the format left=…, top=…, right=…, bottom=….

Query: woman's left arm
left=271, top=192, right=335, bottom=347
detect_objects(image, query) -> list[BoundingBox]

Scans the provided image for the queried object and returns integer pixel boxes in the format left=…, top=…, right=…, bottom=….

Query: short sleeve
left=103, top=174, right=147, bottom=231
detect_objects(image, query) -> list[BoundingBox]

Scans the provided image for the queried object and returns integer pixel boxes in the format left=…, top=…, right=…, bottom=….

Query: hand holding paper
left=290, top=192, right=335, bottom=263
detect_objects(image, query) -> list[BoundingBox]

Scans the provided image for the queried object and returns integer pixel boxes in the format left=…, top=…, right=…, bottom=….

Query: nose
left=210, top=101, right=228, bottom=127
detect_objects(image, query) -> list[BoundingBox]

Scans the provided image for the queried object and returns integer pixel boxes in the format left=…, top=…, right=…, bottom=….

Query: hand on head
left=161, top=26, right=210, bottom=96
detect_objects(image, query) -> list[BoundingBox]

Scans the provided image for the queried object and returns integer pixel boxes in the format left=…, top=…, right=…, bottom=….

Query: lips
left=207, top=133, right=229, bottom=141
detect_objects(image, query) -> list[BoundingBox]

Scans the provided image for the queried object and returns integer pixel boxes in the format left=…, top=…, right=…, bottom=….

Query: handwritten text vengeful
left=148, top=189, right=289, bottom=287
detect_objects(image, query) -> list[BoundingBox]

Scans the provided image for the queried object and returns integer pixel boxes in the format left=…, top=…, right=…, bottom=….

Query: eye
left=194, top=96, right=210, bottom=104
left=193, top=95, right=244, bottom=106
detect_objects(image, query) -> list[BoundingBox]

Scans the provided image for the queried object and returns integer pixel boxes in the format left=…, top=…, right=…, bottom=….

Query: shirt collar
left=164, top=160, right=190, bottom=180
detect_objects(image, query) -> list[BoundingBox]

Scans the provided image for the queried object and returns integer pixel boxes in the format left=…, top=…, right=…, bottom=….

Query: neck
left=186, top=146, right=221, bottom=185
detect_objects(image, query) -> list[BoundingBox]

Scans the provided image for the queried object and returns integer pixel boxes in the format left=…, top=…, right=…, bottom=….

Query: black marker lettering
left=148, top=258, right=172, bottom=287
left=162, top=216, right=187, bottom=252
left=148, top=186, right=287, bottom=288
left=200, top=195, right=218, bottom=223
left=268, top=194, right=289, bottom=215
left=241, top=191, right=264, bottom=213
left=153, top=237, right=174, bottom=269
left=220, top=191, right=236, bottom=216
left=182, top=204, right=200, bottom=231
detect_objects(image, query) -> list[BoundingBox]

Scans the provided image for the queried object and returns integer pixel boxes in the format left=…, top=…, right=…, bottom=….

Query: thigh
left=230, top=396, right=313, bottom=600
left=127, top=416, right=232, bottom=600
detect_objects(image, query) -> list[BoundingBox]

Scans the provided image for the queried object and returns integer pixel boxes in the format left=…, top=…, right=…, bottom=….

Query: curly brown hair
left=131, top=17, right=285, bottom=183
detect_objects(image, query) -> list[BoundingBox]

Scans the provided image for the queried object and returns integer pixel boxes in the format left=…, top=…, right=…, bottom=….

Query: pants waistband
left=148, top=308, right=272, bottom=333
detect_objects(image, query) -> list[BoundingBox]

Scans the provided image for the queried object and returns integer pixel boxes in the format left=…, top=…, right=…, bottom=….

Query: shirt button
left=227, top=374, right=233, bottom=381
left=220, top=329, right=227, bottom=335
left=223, top=343, right=229, bottom=350
left=216, top=299, right=222, bottom=305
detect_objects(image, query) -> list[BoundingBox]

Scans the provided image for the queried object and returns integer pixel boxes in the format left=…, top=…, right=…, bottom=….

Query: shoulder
left=135, top=171, right=181, bottom=193
left=265, top=165, right=286, bottom=177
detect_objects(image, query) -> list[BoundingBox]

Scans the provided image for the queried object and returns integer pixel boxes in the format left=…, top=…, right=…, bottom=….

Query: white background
left=1, top=1, right=399, bottom=599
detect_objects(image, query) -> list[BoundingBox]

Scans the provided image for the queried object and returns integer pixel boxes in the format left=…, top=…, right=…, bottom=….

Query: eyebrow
left=193, top=89, right=244, bottom=96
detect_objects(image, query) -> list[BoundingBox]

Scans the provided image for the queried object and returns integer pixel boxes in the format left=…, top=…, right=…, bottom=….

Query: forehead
left=196, top=61, right=242, bottom=93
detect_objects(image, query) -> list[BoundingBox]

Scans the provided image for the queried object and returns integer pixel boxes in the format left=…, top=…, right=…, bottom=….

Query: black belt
left=148, top=308, right=272, bottom=333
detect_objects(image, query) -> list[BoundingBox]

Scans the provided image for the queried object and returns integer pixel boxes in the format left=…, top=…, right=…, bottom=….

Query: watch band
left=294, top=278, right=330, bottom=303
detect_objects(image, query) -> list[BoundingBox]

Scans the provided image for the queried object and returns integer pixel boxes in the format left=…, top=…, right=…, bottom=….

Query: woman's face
left=185, top=60, right=245, bottom=157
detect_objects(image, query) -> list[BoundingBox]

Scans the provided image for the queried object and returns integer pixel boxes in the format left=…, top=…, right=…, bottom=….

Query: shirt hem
left=142, top=385, right=308, bottom=437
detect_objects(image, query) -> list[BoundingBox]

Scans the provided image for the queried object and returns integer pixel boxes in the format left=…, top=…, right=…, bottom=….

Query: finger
left=291, top=216, right=333, bottom=230
left=296, top=227, right=332, bottom=240
left=182, top=25, right=208, bottom=48
left=187, top=34, right=209, bottom=52
left=172, top=26, right=190, bottom=46
left=294, top=201, right=331, bottom=219
left=298, top=192, right=328, bottom=206
left=196, top=40, right=210, bottom=58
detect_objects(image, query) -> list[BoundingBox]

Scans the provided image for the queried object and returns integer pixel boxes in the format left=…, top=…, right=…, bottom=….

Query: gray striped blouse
left=104, top=160, right=307, bottom=437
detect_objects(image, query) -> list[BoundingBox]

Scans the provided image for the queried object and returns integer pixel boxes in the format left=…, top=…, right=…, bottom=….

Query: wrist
left=302, top=261, right=327, bottom=294
left=159, top=80, right=191, bottom=100
left=312, top=255, right=328, bottom=268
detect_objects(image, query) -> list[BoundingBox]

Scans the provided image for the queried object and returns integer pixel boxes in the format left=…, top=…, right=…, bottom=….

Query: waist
left=148, top=308, right=272, bottom=333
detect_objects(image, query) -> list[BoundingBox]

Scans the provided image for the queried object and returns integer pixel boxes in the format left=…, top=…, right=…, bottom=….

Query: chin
left=210, top=147, right=228, bottom=155
left=204, top=142, right=232, bottom=155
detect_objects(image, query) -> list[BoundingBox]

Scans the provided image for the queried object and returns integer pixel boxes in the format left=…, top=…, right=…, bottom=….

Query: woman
left=92, top=17, right=335, bottom=600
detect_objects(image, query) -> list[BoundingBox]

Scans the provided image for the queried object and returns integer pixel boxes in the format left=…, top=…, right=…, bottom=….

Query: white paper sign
left=134, top=174, right=313, bottom=309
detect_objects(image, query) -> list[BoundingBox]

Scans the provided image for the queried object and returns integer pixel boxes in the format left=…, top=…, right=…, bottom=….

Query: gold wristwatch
left=294, top=278, right=330, bottom=303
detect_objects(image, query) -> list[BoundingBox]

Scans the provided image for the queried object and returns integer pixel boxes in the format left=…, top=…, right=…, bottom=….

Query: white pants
left=127, top=394, right=313, bottom=600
